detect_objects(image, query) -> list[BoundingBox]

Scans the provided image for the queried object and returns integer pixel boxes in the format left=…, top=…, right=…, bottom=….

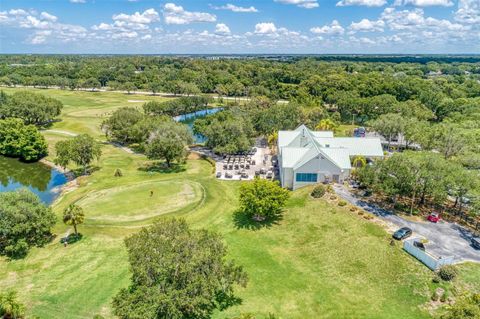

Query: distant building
left=277, top=125, right=384, bottom=190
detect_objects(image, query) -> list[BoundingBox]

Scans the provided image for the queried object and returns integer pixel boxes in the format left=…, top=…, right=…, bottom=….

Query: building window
left=295, top=173, right=318, bottom=182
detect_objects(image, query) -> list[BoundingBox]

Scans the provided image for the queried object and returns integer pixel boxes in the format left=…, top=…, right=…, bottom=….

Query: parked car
left=427, top=212, right=441, bottom=223
left=254, top=170, right=260, bottom=176
left=225, top=172, right=233, bottom=178
left=472, top=237, right=480, bottom=250
left=216, top=172, right=222, bottom=178
left=259, top=168, right=266, bottom=174
left=392, top=227, right=412, bottom=240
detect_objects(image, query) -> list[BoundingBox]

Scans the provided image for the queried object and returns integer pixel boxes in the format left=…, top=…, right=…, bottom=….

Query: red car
left=427, top=212, right=441, bottom=223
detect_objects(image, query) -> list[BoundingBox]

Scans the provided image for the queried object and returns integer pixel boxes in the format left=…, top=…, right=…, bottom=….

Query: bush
left=440, top=291, right=449, bottom=303
left=338, top=200, right=347, bottom=206
left=326, top=185, right=334, bottom=193
left=311, top=185, right=326, bottom=198
left=350, top=207, right=357, bottom=212
left=438, top=265, right=458, bottom=281
left=432, top=274, right=441, bottom=283
left=0, top=189, right=56, bottom=258
left=114, top=168, right=123, bottom=177
left=330, top=195, right=337, bottom=200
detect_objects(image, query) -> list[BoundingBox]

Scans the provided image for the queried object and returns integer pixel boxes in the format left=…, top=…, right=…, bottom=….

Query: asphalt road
left=334, top=184, right=480, bottom=263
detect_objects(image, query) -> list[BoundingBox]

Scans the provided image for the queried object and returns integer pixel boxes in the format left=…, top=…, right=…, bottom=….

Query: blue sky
left=0, top=0, right=479, bottom=53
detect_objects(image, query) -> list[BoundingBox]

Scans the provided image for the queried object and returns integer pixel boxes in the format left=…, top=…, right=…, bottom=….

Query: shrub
left=432, top=274, right=441, bottom=283
left=326, top=185, right=334, bottom=193
left=350, top=207, right=357, bottom=212
left=431, top=291, right=439, bottom=301
left=338, top=200, right=347, bottom=206
left=440, top=291, right=449, bottom=303
left=330, top=196, right=337, bottom=200
left=438, top=265, right=458, bottom=281
left=311, top=185, right=326, bottom=198
left=114, top=168, right=123, bottom=177
left=358, top=211, right=364, bottom=216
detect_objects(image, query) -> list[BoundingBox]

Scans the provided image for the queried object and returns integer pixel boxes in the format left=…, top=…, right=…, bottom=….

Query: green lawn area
left=0, top=88, right=479, bottom=319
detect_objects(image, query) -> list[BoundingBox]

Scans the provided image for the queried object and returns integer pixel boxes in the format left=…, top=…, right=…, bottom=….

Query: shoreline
left=39, top=158, right=79, bottom=204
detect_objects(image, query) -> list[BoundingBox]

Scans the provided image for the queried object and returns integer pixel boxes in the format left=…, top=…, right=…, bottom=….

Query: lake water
left=174, top=108, right=223, bottom=143
left=0, top=156, right=68, bottom=205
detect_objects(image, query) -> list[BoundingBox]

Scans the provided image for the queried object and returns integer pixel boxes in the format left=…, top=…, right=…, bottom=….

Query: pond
left=0, top=156, right=68, bottom=205
left=174, top=107, right=223, bottom=143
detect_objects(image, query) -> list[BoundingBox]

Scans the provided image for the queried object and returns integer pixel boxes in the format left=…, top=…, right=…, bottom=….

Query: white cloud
left=113, top=8, right=159, bottom=24
left=393, top=0, right=453, bottom=6
left=9, top=9, right=28, bottom=16
left=111, top=31, right=138, bottom=39
left=455, top=0, right=480, bottom=24
left=254, top=22, right=277, bottom=34
left=212, top=4, right=258, bottom=12
left=0, top=9, right=88, bottom=45
left=381, top=7, right=469, bottom=31
left=215, top=23, right=231, bottom=35
left=310, top=20, right=345, bottom=35
left=70, top=0, right=86, bottom=3
left=337, top=0, right=386, bottom=6
left=40, top=12, right=57, bottom=22
left=163, top=3, right=216, bottom=25
left=274, top=0, right=319, bottom=9
left=349, top=18, right=385, bottom=32
left=141, top=34, right=152, bottom=40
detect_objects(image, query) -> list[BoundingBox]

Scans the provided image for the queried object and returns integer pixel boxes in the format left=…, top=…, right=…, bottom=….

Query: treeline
left=102, top=101, right=193, bottom=166
left=1, top=56, right=479, bottom=119
left=0, top=90, right=63, bottom=125
left=144, top=96, right=211, bottom=117
left=0, top=90, right=63, bottom=161
left=356, top=151, right=479, bottom=219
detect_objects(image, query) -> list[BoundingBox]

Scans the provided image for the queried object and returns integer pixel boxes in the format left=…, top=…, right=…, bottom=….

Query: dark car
left=472, top=237, right=480, bottom=250
left=392, top=227, right=412, bottom=240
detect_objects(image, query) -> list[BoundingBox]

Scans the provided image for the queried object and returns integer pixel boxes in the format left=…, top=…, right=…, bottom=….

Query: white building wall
left=292, top=155, right=348, bottom=190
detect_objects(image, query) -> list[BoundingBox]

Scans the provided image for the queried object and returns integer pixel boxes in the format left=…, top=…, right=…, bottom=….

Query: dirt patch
left=127, top=100, right=145, bottom=103
left=188, top=152, right=201, bottom=160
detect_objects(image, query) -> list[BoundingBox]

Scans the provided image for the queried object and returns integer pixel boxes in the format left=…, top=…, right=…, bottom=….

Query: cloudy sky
left=0, top=0, right=479, bottom=54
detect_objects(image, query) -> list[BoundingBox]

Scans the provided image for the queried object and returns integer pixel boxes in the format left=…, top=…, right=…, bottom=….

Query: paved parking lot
left=334, top=184, right=480, bottom=263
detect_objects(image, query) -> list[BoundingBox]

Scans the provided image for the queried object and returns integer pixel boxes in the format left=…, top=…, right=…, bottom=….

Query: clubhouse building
left=277, top=125, right=384, bottom=190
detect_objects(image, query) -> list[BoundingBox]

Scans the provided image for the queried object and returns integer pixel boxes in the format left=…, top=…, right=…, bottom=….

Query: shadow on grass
left=138, top=162, right=186, bottom=174
left=60, top=233, right=83, bottom=245
left=233, top=210, right=283, bottom=230
left=71, top=165, right=101, bottom=177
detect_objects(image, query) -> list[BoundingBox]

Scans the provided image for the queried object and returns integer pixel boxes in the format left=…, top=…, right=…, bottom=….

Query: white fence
left=403, top=238, right=455, bottom=270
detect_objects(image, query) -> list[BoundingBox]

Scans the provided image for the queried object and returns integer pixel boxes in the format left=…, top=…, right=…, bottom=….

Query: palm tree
left=315, top=118, right=339, bottom=132
left=63, top=204, right=85, bottom=237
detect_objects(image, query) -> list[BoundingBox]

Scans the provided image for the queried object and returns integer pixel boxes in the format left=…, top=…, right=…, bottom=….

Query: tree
left=1, top=90, right=63, bottom=125
left=101, top=107, right=144, bottom=143
left=122, top=82, right=136, bottom=94
left=0, top=290, right=25, bottom=319
left=0, top=189, right=56, bottom=258
left=315, top=118, right=338, bottom=132
left=194, top=111, right=255, bottom=155
left=238, top=178, right=290, bottom=221
left=54, top=134, right=102, bottom=175
left=112, top=219, right=248, bottom=319
left=145, top=122, right=193, bottom=167
left=63, top=204, right=85, bottom=237
left=0, top=118, right=48, bottom=161
left=369, top=113, right=405, bottom=151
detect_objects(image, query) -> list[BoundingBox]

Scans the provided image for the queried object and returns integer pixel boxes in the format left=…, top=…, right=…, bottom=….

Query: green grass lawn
left=0, top=88, right=479, bottom=319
